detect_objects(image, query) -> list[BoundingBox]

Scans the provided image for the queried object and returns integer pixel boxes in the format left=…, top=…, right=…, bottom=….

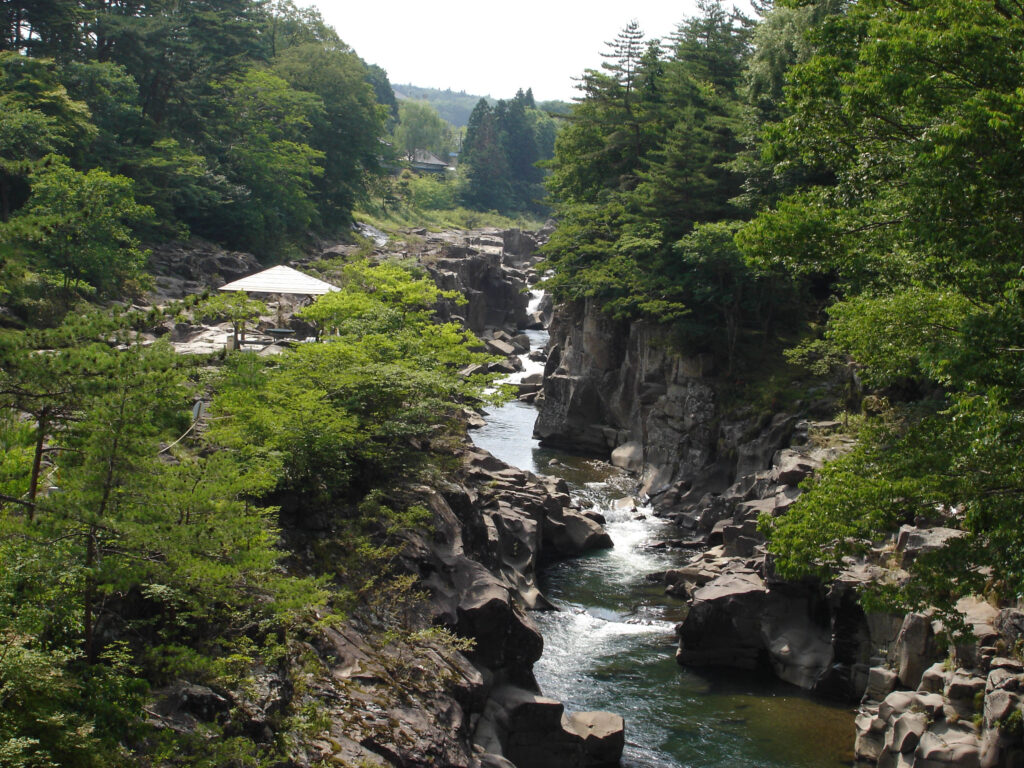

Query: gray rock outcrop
left=853, top=610, right=1024, bottom=768
left=474, top=686, right=625, bottom=768
left=148, top=238, right=262, bottom=300
left=534, top=301, right=810, bottom=505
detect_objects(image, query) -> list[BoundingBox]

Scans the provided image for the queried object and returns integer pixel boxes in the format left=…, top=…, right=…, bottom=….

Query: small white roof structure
left=218, top=265, right=340, bottom=295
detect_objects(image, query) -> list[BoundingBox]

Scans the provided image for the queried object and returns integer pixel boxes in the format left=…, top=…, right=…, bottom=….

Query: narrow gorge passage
left=471, top=292, right=855, bottom=768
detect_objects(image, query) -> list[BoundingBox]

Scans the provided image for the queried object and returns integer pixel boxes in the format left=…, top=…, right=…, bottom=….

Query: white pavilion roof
left=218, top=265, right=340, bottom=295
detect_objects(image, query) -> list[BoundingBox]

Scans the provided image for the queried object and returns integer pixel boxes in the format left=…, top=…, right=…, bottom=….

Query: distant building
left=409, top=149, right=449, bottom=174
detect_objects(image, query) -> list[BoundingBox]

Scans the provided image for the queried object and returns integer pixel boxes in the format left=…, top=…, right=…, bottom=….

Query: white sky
left=307, top=1, right=756, bottom=103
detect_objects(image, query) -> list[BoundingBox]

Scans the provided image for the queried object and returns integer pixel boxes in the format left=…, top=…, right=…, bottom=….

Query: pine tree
left=460, top=98, right=511, bottom=211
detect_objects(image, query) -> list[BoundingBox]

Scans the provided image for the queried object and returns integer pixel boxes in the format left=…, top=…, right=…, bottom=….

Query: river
left=470, top=292, right=855, bottom=768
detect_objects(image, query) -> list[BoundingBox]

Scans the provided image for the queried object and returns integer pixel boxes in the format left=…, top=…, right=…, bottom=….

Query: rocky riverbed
left=141, top=225, right=1024, bottom=767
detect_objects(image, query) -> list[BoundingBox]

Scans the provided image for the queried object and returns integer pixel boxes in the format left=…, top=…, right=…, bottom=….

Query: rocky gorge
left=533, top=268, right=1024, bottom=767
left=146, top=225, right=1023, bottom=767
left=144, top=226, right=625, bottom=767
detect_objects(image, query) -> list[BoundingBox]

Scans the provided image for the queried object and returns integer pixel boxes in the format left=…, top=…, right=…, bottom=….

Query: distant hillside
left=393, top=84, right=491, bottom=127
left=393, top=84, right=573, bottom=127
left=538, top=100, right=573, bottom=116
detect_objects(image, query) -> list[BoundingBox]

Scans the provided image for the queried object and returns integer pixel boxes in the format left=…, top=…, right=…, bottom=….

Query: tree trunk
left=84, top=524, right=98, bottom=663
left=27, top=408, right=49, bottom=521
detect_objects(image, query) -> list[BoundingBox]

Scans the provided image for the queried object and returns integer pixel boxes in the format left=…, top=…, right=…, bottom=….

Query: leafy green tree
left=393, top=99, right=451, bottom=161
left=543, top=4, right=769, bottom=362
left=501, top=91, right=542, bottom=210
left=273, top=43, right=387, bottom=228
left=211, top=260, right=495, bottom=498
left=670, top=0, right=754, bottom=94
left=460, top=99, right=512, bottom=211
left=2, top=157, right=152, bottom=298
left=363, top=62, right=400, bottom=124
left=0, top=52, right=95, bottom=220
left=0, top=313, right=124, bottom=515
left=0, top=309, right=323, bottom=759
left=547, top=24, right=665, bottom=204
left=89, top=0, right=265, bottom=129
left=0, top=1, right=84, bottom=59
left=202, top=67, right=324, bottom=252
left=748, top=0, right=1024, bottom=615
left=260, top=0, right=341, bottom=57
left=196, top=291, right=268, bottom=348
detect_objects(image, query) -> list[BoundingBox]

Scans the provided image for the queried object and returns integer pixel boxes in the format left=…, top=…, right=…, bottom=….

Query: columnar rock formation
left=535, top=300, right=798, bottom=504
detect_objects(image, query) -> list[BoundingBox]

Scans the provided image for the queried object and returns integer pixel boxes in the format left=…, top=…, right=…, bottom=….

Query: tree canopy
left=0, top=0, right=394, bottom=274
left=542, top=0, right=1024, bottom=620
left=743, top=0, right=1024, bottom=615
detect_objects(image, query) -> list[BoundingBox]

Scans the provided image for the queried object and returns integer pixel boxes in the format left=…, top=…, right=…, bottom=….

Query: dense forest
left=0, top=2, right=505, bottom=765
left=388, top=88, right=558, bottom=217
left=1, top=0, right=390, bottom=265
left=392, top=84, right=485, bottom=128
left=391, top=83, right=571, bottom=128
left=2, top=0, right=1024, bottom=763
left=543, top=0, right=1024, bottom=623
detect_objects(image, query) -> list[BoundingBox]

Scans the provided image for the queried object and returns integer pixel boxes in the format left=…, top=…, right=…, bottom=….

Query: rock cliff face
left=419, top=228, right=540, bottom=336
left=272, top=444, right=619, bottom=768
left=148, top=238, right=262, bottom=300
left=535, top=300, right=792, bottom=504
left=852, top=607, right=1024, bottom=768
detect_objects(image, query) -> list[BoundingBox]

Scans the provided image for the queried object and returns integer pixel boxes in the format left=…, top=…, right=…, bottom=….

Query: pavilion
left=217, top=265, right=339, bottom=350
left=218, top=264, right=339, bottom=295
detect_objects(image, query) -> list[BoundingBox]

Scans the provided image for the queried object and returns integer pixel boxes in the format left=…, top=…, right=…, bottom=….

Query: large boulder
left=610, top=441, right=644, bottom=472
left=676, top=571, right=768, bottom=669
left=760, top=595, right=835, bottom=690
left=895, top=525, right=965, bottom=563
left=543, top=508, right=614, bottom=558
left=566, top=711, right=626, bottom=767
left=450, top=561, right=544, bottom=677
left=476, top=686, right=625, bottom=768
left=915, top=723, right=982, bottom=767
left=895, top=612, right=938, bottom=690
left=995, top=608, right=1024, bottom=647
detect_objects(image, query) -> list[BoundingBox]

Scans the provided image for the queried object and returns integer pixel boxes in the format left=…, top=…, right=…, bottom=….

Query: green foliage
left=0, top=52, right=96, bottom=221
left=460, top=89, right=556, bottom=215
left=211, top=260, right=497, bottom=498
left=1, top=157, right=152, bottom=299
left=0, top=635, right=141, bottom=768
left=196, top=291, right=268, bottom=347
left=405, top=172, right=459, bottom=211
left=0, top=0, right=394, bottom=267
left=272, top=42, right=388, bottom=228
left=540, top=4, right=794, bottom=370
left=205, top=67, right=325, bottom=254
left=392, top=100, right=454, bottom=160
left=0, top=307, right=325, bottom=761
left=755, top=0, right=1024, bottom=615
left=391, top=84, right=490, bottom=127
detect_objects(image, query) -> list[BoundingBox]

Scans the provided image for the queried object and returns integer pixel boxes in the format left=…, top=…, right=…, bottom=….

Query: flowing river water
left=470, top=291, right=856, bottom=768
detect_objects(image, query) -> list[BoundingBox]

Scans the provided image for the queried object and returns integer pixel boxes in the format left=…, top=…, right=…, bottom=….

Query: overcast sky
left=307, top=1, right=756, bottom=103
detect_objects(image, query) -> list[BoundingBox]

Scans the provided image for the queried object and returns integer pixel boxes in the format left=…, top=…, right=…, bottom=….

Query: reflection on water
left=469, top=322, right=855, bottom=768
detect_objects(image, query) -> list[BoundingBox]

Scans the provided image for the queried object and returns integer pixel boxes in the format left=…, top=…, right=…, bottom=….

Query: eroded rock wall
left=535, top=300, right=793, bottom=504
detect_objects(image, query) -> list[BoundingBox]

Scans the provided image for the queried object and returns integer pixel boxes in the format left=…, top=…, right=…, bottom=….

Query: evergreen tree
left=460, top=98, right=511, bottom=211
left=2, top=157, right=152, bottom=299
